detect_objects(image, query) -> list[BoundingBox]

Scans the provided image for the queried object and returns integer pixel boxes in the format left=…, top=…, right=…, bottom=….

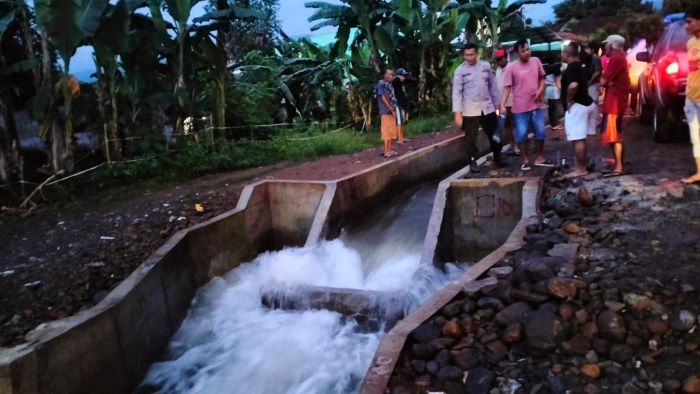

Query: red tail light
left=660, top=53, right=679, bottom=77
left=665, top=61, right=679, bottom=75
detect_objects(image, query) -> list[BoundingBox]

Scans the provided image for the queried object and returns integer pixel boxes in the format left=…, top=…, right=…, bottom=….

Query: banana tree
left=92, top=0, right=141, bottom=161
left=271, top=36, right=346, bottom=119
left=192, top=5, right=263, bottom=134
left=466, top=0, right=546, bottom=54
left=35, top=0, right=110, bottom=173
left=306, top=0, right=393, bottom=72
left=395, top=0, right=474, bottom=102
left=0, top=6, right=24, bottom=183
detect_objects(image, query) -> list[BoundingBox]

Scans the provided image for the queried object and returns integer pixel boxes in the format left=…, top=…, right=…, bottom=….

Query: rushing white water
left=139, top=183, right=463, bottom=394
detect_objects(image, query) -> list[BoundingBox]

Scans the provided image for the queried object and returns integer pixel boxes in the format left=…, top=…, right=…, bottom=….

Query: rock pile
left=389, top=181, right=700, bottom=394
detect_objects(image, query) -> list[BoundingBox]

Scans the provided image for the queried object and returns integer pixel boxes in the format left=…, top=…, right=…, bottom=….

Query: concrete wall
left=439, top=179, right=525, bottom=263
left=313, top=135, right=469, bottom=241
left=0, top=180, right=326, bottom=394
left=360, top=178, right=541, bottom=394
left=0, top=135, right=469, bottom=394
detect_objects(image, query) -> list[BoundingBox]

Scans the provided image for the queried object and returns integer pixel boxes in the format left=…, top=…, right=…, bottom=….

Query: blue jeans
left=685, top=99, right=700, bottom=158
left=513, top=108, right=546, bottom=144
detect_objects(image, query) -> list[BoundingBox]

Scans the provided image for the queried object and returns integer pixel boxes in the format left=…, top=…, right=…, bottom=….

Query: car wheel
left=652, top=106, right=671, bottom=143
left=639, top=103, right=653, bottom=125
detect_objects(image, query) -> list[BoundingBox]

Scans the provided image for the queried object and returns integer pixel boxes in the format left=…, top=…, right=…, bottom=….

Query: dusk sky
left=279, top=0, right=566, bottom=37
left=71, top=0, right=585, bottom=79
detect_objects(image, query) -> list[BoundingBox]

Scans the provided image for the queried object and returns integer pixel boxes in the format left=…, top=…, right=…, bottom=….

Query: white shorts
left=564, top=103, right=595, bottom=141
left=395, top=107, right=403, bottom=126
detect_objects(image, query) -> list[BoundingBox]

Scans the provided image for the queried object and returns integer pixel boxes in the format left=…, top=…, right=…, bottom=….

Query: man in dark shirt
left=392, top=68, right=412, bottom=144
left=584, top=42, right=602, bottom=134
left=561, top=42, right=594, bottom=177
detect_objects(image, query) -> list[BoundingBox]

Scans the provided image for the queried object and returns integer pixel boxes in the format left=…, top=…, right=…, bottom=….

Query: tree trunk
left=39, top=30, right=64, bottom=174
left=370, top=48, right=382, bottom=73
left=214, top=0, right=228, bottom=133
left=18, top=3, right=39, bottom=88
left=40, top=31, right=51, bottom=83
left=108, top=69, right=122, bottom=160
left=48, top=117, right=64, bottom=174
left=214, top=79, right=225, bottom=132
left=418, top=49, right=427, bottom=102
left=60, top=66, right=74, bottom=173
left=174, top=29, right=186, bottom=137
left=94, top=64, right=110, bottom=159
left=0, top=102, right=20, bottom=183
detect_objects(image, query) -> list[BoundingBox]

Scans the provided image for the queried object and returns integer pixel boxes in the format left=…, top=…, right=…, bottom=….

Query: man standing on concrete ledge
left=377, top=69, right=398, bottom=158
left=393, top=68, right=412, bottom=144
left=452, top=43, right=506, bottom=173
left=500, top=39, right=553, bottom=171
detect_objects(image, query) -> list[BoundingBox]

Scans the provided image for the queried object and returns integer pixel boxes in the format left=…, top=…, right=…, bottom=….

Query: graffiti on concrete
left=474, top=194, right=513, bottom=218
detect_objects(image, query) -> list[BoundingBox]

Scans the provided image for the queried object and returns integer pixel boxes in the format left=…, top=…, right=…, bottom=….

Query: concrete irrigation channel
left=0, top=133, right=542, bottom=394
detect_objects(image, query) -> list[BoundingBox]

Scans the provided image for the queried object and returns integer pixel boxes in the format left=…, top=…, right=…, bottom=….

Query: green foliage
left=212, top=0, right=278, bottom=62
left=68, top=114, right=449, bottom=191
left=662, top=0, right=695, bottom=14
left=553, top=0, right=653, bottom=23
left=35, top=0, right=110, bottom=61
left=624, top=13, right=664, bottom=45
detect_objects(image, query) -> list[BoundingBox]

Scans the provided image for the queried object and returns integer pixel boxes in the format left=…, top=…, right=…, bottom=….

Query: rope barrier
left=44, top=163, right=108, bottom=186
left=4, top=120, right=360, bottom=196
left=102, top=121, right=346, bottom=143
left=284, top=123, right=355, bottom=141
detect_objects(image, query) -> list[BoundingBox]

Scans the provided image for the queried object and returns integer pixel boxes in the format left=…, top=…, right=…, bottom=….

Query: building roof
left=501, top=25, right=560, bottom=44
left=555, top=16, right=625, bottom=36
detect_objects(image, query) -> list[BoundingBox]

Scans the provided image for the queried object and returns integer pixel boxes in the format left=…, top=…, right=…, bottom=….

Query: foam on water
left=139, top=183, right=463, bottom=394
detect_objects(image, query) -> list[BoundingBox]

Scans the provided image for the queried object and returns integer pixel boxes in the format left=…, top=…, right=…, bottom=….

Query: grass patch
left=64, top=114, right=450, bottom=194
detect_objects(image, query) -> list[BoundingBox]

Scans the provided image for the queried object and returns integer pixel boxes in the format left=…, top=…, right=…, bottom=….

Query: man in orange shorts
left=376, top=69, right=398, bottom=157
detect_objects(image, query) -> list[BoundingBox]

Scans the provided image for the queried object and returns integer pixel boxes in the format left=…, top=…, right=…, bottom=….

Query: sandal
left=534, top=160, right=555, bottom=167
left=564, top=170, right=589, bottom=178
left=602, top=171, right=624, bottom=178
left=383, top=151, right=398, bottom=158
left=681, top=176, right=700, bottom=184
left=521, top=163, right=532, bottom=171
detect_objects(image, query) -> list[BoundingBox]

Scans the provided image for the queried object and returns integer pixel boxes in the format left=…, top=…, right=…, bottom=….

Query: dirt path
left=0, top=128, right=460, bottom=347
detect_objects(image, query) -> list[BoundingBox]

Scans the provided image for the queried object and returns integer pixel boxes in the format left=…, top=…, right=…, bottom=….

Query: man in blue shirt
left=452, top=43, right=505, bottom=171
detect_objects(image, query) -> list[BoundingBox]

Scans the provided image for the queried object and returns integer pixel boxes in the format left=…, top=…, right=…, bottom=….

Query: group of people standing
left=451, top=35, right=631, bottom=177
left=375, top=5, right=700, bottom=183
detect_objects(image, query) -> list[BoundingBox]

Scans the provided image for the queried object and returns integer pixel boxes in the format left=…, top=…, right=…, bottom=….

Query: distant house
left=498, top=15, right=629, bottom=61
left=500, top=25, right=563, bottom=60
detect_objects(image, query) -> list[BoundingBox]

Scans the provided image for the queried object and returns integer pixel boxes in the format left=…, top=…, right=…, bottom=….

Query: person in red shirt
left=600, top=34, right=630, bottom=177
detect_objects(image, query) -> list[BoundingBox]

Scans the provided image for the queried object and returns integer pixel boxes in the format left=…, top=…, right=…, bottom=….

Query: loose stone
left=581, top=363, right=601, bottom=379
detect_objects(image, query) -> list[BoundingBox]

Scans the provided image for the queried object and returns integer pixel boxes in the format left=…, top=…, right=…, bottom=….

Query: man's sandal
left=681, top=176, right=700, bottom=185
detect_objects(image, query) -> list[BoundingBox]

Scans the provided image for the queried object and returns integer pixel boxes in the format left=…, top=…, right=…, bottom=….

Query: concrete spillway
left=0, top=132, right=540, bottom=394
left=0, top=135, right=471, bottom=393
left=138, top=182, right=462, bottom=393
